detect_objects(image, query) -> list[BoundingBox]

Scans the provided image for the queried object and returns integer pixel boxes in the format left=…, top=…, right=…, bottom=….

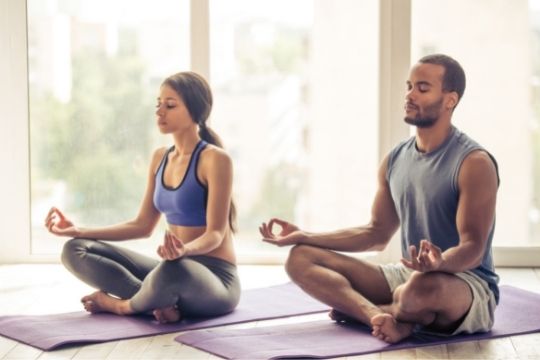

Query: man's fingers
left=262, top=238, right=282, bottom=246
left=409, top=245, right=417, bottom=258
left=400, top=258, right=414, bottom=269
left=269, top=218, right=286, bottom=227
left=267, top=220, right=277, bottom=235
left=262, top=223, right=271, bottom=236
left=55, top=208, right=66, bottom=220
left=268, top=218, right=287, bottom=234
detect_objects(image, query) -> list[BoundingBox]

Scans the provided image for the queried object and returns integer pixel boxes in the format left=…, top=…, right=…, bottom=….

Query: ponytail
left=198, top=124, right=223, bottom=148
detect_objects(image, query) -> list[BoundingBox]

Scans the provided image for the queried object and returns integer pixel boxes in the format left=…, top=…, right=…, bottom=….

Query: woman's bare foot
left=153, top=306, right=182, bottom=323
left=81, top=291, right=132, bottom=315
left=370, top=313, right=414, bottom=343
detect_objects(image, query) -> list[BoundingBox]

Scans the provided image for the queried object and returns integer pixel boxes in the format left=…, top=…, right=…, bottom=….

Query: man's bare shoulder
left=459, top=150, right=498, bottom=188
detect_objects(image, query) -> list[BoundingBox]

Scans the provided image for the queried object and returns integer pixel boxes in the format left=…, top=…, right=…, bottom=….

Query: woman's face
left=155, top=84, right=194, bottom=134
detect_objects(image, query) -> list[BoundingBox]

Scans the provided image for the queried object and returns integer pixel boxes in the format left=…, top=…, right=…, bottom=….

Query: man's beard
left=404, top=98, right=443, bottom=128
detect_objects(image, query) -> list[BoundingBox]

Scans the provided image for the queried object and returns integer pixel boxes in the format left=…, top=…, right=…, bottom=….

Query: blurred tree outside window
left=28, top=0, right=190, bottom=255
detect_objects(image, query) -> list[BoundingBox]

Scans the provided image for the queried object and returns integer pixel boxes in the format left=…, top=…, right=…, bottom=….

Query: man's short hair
left=419, top=54, right=466, bottom=102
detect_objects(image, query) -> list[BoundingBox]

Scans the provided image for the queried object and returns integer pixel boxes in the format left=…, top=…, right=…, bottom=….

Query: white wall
left=0, top=0, right=32, bottom=263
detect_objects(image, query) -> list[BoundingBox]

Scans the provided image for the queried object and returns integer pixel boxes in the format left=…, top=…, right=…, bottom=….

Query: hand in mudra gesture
left=157, top=231, right=187, bottom=260
left=259, top=218, right=304, bottom=247
left=44, top=207, right=81, bottom=237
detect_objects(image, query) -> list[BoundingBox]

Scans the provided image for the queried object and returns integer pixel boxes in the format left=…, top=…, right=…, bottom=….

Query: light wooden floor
left=0, top=265, right=539, bottom=359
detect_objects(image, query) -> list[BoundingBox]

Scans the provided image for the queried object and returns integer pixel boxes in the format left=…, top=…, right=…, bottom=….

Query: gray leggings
left=61, top=238, right=241, bottom=316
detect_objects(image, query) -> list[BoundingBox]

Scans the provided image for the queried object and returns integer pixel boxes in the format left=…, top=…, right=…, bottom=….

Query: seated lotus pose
left=260, top=54, right=499, bottom=343
left=45, top=71, right=240, bottom=323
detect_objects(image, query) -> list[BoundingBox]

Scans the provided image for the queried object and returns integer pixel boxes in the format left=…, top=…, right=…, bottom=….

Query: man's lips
left=405, top=103, right=418, bottom=111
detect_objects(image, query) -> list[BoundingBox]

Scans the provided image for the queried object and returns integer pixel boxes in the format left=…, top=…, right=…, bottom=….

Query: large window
left=209, top=0, right=379, bottom=258
left=412, top=0, right=539, bottom=247
left=3, top=0, right=538, bottom=264
left=28, top=0, right=190, bottom=255
left=26, top=0, right=379, bottom=261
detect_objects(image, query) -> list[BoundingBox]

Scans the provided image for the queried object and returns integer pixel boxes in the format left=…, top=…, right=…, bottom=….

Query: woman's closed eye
left=156, top=102, right=176, bottom=109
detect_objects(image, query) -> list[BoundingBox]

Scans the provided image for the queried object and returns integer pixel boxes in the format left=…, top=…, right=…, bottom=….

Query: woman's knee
left=145, top=259, right=206, bottom=296
left=61, top=238, right=89, bottom=268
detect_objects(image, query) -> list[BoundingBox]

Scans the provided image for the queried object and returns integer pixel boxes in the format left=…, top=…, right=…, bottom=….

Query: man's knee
left=285, top=244, right=317, bottom=280
left=395, top=272, right=442, bottom=314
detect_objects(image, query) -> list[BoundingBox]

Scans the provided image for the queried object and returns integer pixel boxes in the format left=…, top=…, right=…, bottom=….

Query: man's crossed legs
left=285, top=245, right=479, bottom=343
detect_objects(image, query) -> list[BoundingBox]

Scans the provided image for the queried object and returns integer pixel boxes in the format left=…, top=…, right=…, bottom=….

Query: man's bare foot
left=153, top=306, right=182, bottom=324
left=81, top=291, right=132, bottom=315
left=329, top=309, right=358, bottom=323
left=370, top=313, right=414, bottom=343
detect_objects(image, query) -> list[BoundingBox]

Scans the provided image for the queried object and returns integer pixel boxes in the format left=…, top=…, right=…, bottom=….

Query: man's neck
left=414, top=120, right=453, bottom=153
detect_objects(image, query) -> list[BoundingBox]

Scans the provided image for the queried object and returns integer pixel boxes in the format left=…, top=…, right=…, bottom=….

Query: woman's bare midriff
left=167, top=224, right=236, bottom=265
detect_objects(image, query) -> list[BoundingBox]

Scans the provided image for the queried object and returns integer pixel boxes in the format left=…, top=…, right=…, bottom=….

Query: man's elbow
left=470, top=254, right=484, bottom=269
left=368, top=230, right=393, bottom=251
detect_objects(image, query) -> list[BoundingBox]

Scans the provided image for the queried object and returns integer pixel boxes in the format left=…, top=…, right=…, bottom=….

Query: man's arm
left=405, top=150, right=498, bottom=273
left=261, top=154, right=400, bottom=252
left=438, top=150, right=498, bottom=272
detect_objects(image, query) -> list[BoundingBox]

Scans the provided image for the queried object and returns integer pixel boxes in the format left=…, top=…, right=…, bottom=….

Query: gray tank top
left=386, top=126, right=500, bottom=303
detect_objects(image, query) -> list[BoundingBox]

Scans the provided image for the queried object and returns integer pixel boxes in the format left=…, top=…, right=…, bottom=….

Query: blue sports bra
left=153, top=140, right=208, bottom=226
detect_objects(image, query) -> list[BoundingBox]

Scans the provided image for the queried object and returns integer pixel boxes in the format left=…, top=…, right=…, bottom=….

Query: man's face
left=404, top=63, right=447, bottom=128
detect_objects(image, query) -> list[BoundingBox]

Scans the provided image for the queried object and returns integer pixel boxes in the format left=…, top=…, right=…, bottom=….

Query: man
left=259, top=54, right=499, bottom=343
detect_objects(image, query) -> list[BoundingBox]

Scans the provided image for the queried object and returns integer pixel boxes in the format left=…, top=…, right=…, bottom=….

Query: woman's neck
left=171, top=131, right=200, bottom=156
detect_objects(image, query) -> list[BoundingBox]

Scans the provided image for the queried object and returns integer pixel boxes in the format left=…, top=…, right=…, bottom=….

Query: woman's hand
left=45, top=207, right=81, bottom=237
left=157, top=231, right=187, bottom=260
left=259, top=218, right=304, bottom=247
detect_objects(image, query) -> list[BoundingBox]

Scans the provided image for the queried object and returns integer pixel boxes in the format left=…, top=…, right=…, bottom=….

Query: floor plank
left=0, top=338, right=18, bottom=359
left=135, top=333, right=210, bottom=359
left=477, top=337, right=518, bottom=360
left=415, top=344, right=449, bottom=359
left=37, top=347, right=80, bottom=360
left=510, top=333, right=540, bottom=360
left=2, top=342, right=42, bottom=360
left=71, top=341, right=117, bottom=360
left=447, top=340, right=483, bottom=359
left=105, top=337, right=153, bottom=359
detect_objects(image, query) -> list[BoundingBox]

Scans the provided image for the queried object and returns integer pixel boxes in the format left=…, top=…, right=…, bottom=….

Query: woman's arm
left=183, top=147, right=233, bottom=255
left=45, top=148, right=165, bottom=241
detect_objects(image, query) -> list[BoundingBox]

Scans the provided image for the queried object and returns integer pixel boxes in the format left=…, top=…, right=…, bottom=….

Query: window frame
left=1, top=0, right=538, bottom=265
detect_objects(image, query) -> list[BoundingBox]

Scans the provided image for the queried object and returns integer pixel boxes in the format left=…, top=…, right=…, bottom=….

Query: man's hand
left=401, top=239, right=443, bottom=272
left=157, top=231, right=186, bottom=260
left=259, top=218, right=304, bottom=247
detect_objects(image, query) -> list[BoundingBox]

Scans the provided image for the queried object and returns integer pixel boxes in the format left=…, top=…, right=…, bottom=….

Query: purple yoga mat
left=176, top=285, right=540, bottom=360
left=0, top=282, right=328, bottom=351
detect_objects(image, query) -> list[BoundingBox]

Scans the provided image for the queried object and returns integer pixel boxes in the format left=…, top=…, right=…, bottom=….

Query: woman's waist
left=167, top=225, right=236, bottom=265
left=167, top=224, right=206, bottom=241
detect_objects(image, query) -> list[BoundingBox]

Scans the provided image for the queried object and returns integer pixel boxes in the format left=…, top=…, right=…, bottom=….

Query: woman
left=44, top=71, right=240, bottom=323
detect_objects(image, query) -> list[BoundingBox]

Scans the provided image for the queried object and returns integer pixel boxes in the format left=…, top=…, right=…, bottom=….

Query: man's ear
left=446, top=92, right=459, bottom=110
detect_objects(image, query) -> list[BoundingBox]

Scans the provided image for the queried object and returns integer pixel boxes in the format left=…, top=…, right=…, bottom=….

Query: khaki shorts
left=379, top=263, right=496, bottom=336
